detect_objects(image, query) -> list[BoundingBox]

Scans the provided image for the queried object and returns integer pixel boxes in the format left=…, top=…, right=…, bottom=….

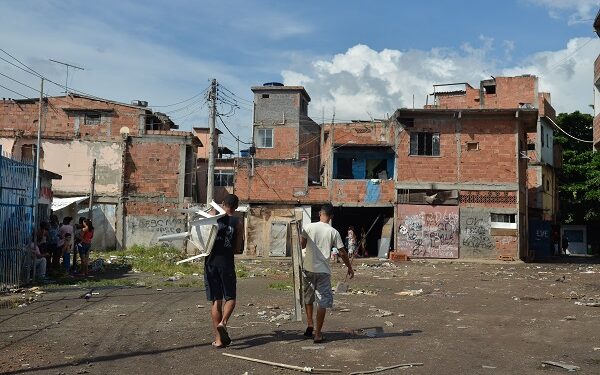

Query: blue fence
left=0, top=149, right=35, bottom=290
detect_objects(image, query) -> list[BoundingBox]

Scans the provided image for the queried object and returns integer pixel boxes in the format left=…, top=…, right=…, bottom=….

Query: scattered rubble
left=395, top=289, right=423, bottom=296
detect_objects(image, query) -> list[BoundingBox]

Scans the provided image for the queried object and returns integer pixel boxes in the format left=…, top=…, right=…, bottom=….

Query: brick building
left=193, top=126, right=235, bottom=204
left=429, top=75, right=560, bottom=225
left=235, top=83, right=538, bottom=260
left=0, top=94, right=199, bottom=249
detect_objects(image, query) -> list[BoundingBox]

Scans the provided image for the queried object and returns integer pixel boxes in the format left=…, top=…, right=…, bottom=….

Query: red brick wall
left=125, top=141, right=181, bottom=199
left=234, top=159, right=307, bottom=203
left=255, top=127, right=298, bottom=159
left=0, top=96, right=144, bottom=140
left=326, top=122, right=395, bottom=145
left=435, top=86, right=480, bottom=109
left=330, top=179, right=395, bottom=205
left=460, top=118, right=517, bottom=183
left=396, top=119, right=459, bottom=183
left=396, top=116, right=520, bottom=185
left=125, top=201, right=180, bottom=215
left=483, top=76, right=537, bottom=109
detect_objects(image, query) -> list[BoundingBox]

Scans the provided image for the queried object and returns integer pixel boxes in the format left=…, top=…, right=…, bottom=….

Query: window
left=410, top=132, right=440, bottom=156
left=541, top=127, right=545, bottom=147
left=256, top=128, right=273, bottom=148
left=214, top=170, right=234, bottom=187
left=262, top=94, right=269, bottom=99
left=84, top=113, right=101, bottom=125
left=466, top=142, right=479, bottom=151
left=491, top=213, right=517, bottom=229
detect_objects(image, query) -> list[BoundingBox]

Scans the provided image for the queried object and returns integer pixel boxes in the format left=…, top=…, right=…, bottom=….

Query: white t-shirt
left=302, top=221, right=344, bottom=274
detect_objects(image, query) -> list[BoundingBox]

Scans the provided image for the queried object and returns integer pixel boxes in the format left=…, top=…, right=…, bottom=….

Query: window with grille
left=256, top=128, right=273, bottom=148
left=84, top=113, right=102, bottom=125
left=214, top=170, right=234, bottom=187
left=410, top=132, right=440, bottom=156
left=490, top=213, right=517, bottom=229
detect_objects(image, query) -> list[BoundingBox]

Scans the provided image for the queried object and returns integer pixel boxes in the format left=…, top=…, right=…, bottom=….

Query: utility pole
left=49, top=59, right=84, bottom=94
left=206, top=79, right=217, bottom=204
left=88, top=158, right=96, bottom=219
left=32, top=78, right=44, bottom=242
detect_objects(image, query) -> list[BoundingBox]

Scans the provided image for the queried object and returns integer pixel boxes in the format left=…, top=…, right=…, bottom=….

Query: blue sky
left=1, top=0, right=599, bottom=151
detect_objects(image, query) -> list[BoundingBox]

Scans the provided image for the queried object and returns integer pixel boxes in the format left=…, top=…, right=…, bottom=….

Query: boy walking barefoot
left=301, top=203, right=354, bottom=343
left=204, top=194, right=244, bottom=348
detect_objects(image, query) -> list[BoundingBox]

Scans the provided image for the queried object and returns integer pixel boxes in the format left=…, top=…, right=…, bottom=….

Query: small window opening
left=262, top=94, right=269, bottom=99
left=466, top=142, right=479, bottom=151
left=84, top=113, right=101, bottom=125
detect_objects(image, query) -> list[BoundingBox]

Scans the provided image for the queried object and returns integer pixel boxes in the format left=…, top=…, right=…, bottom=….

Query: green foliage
left=268, top=281, right=292, bottom=291
left=556, top=112, right=600, bottom=223
left=99, top=245, right=203, bottom=276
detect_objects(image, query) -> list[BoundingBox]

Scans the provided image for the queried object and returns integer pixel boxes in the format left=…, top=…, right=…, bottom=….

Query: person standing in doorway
left=204, top=194, right=244, bottom=348
left=301, top=203, right=354, bottom=343
left=562, top=235, right=570, bottom=256
left=346, top=226, right=357, bottom=259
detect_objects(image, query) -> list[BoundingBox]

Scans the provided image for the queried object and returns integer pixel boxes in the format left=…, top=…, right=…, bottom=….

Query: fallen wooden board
left=222, top=352, right=341, bottom=373
left=349, top=363, right=424, bottom=375
left=542, top=361, right=580, bottom=372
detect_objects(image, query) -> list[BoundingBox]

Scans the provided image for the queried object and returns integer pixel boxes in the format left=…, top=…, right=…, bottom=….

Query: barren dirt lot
left=1, top=258, right=599, bottom=375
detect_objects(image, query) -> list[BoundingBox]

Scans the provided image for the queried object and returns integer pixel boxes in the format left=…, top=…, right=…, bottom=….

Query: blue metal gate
left=0, top=148, right=35, bottom=290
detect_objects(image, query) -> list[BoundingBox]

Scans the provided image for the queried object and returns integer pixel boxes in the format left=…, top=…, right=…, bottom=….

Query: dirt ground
left=1, top=257, right=599, bottom=375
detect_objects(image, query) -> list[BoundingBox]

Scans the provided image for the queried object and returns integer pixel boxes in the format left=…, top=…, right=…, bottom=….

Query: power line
left=216, top=114, right=252, bottom=145
left=546, top=116, right=593, bottom=143
left=151, top=86, right=212, bottom=108
left=0, top=71, right=40, bottom=93
left=0, top=83, right=31, bottom=99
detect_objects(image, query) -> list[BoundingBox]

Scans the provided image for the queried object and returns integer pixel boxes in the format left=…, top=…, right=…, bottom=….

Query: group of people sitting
left=30, top=215, right=94, bottom=280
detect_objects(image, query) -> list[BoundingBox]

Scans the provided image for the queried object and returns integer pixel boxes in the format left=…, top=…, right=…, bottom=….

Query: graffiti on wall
left=459, top=208, right=495, bottom=257
left=396, top=205, right=459, bottom=258
left=130, top=217, right=185, bottom=234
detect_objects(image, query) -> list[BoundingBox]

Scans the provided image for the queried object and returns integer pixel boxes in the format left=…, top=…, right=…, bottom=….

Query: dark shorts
left=78, top=243, right=91, bottom=257
left=204, top=263, right=236, bottom=301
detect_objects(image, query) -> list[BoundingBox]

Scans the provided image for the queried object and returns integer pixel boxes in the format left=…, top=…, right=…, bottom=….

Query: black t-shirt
left=206, top=215, right=239, bottom=268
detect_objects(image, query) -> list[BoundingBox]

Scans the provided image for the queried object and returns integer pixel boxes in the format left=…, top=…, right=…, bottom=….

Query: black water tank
left=263, top=82, right=284, bottom=87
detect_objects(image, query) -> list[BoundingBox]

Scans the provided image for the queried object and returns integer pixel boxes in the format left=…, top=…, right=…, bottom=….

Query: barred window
left=410, top=132, right=440, bottom=156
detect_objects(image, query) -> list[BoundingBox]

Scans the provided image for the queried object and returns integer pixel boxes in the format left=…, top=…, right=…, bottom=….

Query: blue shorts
left=204, top=263, right=236, bottom=301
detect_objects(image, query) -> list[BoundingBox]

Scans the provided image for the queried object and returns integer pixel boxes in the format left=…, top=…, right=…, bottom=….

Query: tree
left=555, top=111, right=600, bottom=223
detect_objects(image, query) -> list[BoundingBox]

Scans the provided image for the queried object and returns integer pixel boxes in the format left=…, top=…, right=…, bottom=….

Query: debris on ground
left=562, top=316, right=576, bottom=321
left=395, top=289, right=423, bottom=296
left=349, top=362, right=424, bottom=374
left=541, top=361, right=580, bottom=372
left=574, top=301, right=600, bottom=307
left=222, top=352, right=341, bottom=373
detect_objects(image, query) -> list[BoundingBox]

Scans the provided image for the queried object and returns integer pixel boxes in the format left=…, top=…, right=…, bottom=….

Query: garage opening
left=329, top=207, right=394, bottom=258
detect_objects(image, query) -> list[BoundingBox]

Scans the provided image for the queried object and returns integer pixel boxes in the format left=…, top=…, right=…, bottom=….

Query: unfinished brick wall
left=0, top=96, right=146, bottom=140
left=435, top=86, right=480, bottom=109
left=460, top=118, right=517, bottom=183
left=326, top=122, right=395, bottom=146
left=255, top=127, right=298, bottom=159
left=396, top=118, right=459, bottom=183
left=482, top=76, right=538, bottom=109
left=331, top=179, right=395, bottom=205
left=299, top=119, right=321, bottom=180
left=125, top=141, right=181, bottom=199
left=234, top=159, right=308, bottom=203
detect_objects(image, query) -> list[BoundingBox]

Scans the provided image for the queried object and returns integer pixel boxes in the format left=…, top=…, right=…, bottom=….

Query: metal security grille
left=0, top=151, right=35, bottom=291
left=459, top=191, right=517, bottom=204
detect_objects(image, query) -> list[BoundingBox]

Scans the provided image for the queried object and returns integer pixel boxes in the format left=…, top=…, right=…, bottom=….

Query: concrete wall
left=18, top=139, right=122, bottom=196
left=396, top=205, right=459, bottom=258
left=126, top=215, right=186, bottom=248
left=459, top=207, right=518, bottom=259
left=245, top=205, right=300, bottom=257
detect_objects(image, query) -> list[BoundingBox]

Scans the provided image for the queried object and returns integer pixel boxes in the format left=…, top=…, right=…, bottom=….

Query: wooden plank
left=289, top=221, right=303, bottom=322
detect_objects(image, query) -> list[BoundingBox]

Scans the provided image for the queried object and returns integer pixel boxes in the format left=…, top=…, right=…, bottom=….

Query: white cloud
left=526, top=0, right=600, bottom=24
left=282, top=37, right=600, bottom=121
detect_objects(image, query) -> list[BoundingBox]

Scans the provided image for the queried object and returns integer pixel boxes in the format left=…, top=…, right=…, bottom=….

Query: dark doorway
left=331, top=206, right=394, bottom=257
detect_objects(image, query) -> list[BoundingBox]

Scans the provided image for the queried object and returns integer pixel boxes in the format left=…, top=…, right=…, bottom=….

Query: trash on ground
left=302, top=346, right=325, bottom=350
left=541, top=361, right=580, bottom=372
left=395, top=289, right=423, bottom=296
left=349, top=362, right=424, bottom=374
left=562, top=316, right=576, bottom=321
left=222, top=352, right=341, bottom=373
left=384, top=321, right=394, bottom=327
left=574, top=301, right=600, bottom=307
